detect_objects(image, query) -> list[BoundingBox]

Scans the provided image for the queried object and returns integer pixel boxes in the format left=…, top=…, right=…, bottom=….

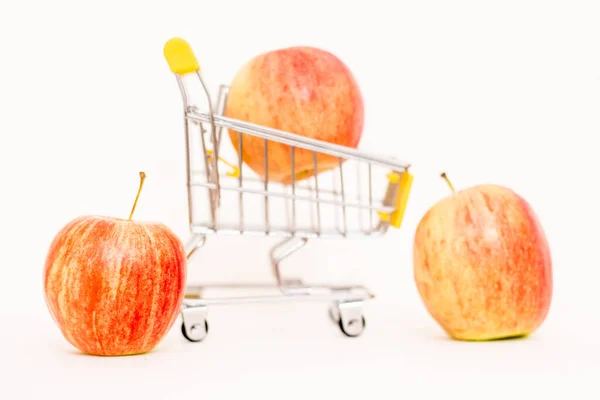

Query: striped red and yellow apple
left=224, top=46, right=364, bottom=184
left=413, top=173, right=552, bottom=341
left=43, top=173, right=187, bottom=356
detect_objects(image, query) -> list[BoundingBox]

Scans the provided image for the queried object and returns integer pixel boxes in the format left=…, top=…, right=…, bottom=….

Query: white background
left=1, top=0, right=599, bottom=398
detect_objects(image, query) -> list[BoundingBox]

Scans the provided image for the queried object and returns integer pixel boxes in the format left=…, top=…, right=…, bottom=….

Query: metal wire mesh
left=178, top=74, right=410, bottom=240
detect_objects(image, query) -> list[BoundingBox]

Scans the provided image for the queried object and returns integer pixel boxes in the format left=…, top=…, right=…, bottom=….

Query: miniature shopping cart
left=163, top=38, right=414, bottom=342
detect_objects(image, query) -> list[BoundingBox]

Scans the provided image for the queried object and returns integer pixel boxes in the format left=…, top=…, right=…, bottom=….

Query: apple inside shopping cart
left=224, top=45, right=364, bottom=184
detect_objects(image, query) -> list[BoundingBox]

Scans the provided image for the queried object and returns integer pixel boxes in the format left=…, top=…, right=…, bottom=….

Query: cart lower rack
left=163, top=38, right=414, bottom=342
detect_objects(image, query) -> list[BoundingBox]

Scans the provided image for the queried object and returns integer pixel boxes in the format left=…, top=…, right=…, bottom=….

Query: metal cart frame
left=163, top=38, right=414, bottom=342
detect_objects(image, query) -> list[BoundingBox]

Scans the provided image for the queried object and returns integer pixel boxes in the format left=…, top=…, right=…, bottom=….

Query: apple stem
left=128, top=172, right=147, bottom=221
left=440, top=172, right=456, bottom=193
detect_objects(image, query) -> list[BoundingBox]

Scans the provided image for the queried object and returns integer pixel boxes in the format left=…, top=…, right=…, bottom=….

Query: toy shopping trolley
left=163, top=38, right=414, bottom=342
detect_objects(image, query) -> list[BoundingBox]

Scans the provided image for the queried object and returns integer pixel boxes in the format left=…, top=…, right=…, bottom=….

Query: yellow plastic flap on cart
left=164, top=37, right=200, bottom=74
left=378, top=170, right=413, bottom=229
left=206, top=150, right=240, bottom=178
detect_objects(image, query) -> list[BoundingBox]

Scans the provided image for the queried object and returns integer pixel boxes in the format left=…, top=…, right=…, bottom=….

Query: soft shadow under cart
left=163, top=38, right=414, bottom=342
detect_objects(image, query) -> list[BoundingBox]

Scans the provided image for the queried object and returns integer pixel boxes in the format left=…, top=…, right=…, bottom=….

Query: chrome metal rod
left=184, top=234, right=207, bottom=259
left=199, top=124, right=216, bottom=229
left=215, top=85, right=229, bottom=148
left=183, top=289, right=372, bottom=307
left=176, top=75, right=195, bottom=229
left=186, top=111, right=410, bottom=171
left=355, top=162, right=363, bottom=233
left=339, top=157, right=348, bottom=236
left=264, top=138, right=270, bottom=233
left=189, top=180, right=395, bottom=212
left=291, top=146, right=297, bottom=233
left=191, top=225, right=386, bottom=239
left=184, top=117, right=194, bottom=228
left=238, top=130, right=244, bottom=233
left=368, top=163, right=373, bottom=233
left=191, top=169, right=368, bottom=199
left=313, top=151, right=321, bottom=236
left=186, top=282, right=371, bottom=292
left=197, top=72, right=221, bottom=205
left=270, top=237, right=308, bottom=288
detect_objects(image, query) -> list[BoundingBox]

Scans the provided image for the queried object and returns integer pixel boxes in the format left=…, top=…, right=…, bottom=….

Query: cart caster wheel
left=338, top=316, right=366, bottom=338
left=181, top=320, right=209, bottom=343
left=328, top=305, right=339, bottom=324
left=330, top=301, right=366, bottom=338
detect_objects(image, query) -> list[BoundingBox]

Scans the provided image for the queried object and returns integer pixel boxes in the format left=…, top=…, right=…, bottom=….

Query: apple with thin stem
left=43, top=172, right=187, bottom=356
left=413, top=172, right=552, bottom=341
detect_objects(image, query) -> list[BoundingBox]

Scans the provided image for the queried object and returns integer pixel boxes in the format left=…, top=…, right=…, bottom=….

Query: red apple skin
left=43, top=215, right=187, bottom=356
left=224, top=46, right=364, bottom=184
left=413, top=184, right=552, bottom=341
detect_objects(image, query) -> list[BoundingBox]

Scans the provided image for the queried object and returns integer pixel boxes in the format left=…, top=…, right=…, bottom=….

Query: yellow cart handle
left=164, top=37, right=200, bottom=74
left=378, top=170, right=413, bottom=229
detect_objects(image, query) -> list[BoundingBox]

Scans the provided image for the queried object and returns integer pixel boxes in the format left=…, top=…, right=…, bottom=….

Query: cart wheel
left=338, top=316, right=366, bottom=338
left=328, top=305, right=340, bottom=324
left=181, top=320, right=209, bottom=343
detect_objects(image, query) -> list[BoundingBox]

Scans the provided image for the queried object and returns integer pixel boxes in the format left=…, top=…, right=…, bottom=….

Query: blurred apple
left=43, top=173, right=187, bottom=356
left=413, top=173, right=552, bottom=341
left=224, top=46, right=364, bottom=184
